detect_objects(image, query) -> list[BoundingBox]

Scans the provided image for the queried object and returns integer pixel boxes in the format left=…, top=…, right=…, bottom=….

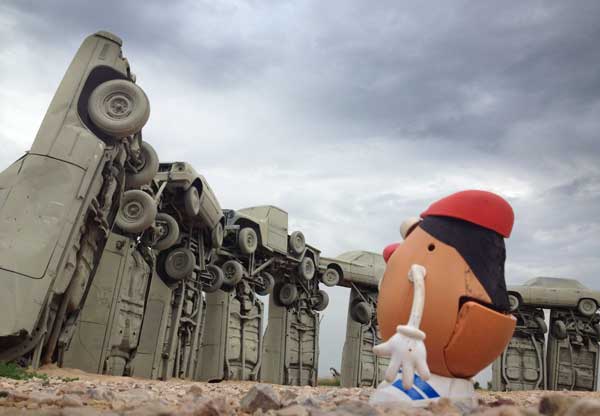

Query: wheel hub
left=171, top=253, right=187, bottom=270
left=123, top=200, right=143, bottom=220
left=105, top=92, right=133, bottom=119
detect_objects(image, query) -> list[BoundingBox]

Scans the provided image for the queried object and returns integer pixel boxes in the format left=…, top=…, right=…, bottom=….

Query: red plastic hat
left=420, top=190, right=514, bottom=237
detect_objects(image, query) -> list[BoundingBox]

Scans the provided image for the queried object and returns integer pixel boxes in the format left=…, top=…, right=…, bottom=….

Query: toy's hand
left=373, top=264, right=430, bottom=390
left=373, top=326, right=430, bottom=389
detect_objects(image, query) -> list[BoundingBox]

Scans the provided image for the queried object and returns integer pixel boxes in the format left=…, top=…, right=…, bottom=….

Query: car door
left=350, top=254, right=374, bottom=284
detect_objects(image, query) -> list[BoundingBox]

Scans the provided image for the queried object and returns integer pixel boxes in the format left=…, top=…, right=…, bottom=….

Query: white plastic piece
left=370, top=372, right=476, bottom=408
left=400, top=217, right=421, bottom=240
left=373, top=264, right=430, bottom=390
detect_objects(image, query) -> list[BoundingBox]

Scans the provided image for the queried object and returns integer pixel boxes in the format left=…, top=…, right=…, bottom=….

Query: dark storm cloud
left=5, top=0, right=600, bottom=148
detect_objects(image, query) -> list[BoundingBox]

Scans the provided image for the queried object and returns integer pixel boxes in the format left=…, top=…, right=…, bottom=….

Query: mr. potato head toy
left=371, top=190, right=516, bottom=406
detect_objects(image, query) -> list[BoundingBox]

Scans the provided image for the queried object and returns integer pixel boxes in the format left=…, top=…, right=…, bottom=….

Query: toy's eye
left=383, top=243, right=400, bottom=263
left=400, top=217, right=421, bottom=240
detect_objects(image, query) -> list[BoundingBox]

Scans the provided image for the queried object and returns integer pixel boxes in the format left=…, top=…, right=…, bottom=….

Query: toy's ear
left=383, top=243, right=401, bottom=263
left=443, top=301, right=516, bottom=378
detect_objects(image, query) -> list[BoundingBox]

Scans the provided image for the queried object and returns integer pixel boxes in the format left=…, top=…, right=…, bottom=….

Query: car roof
left=522, top=277, right=588, bottom=289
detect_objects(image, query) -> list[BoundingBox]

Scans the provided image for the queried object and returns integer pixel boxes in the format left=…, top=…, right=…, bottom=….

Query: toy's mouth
left=459, top=296, right=505, bottom=313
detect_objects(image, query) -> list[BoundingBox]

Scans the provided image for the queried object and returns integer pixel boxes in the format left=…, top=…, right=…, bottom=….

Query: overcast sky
left=1, top=1, right=599, bottom=383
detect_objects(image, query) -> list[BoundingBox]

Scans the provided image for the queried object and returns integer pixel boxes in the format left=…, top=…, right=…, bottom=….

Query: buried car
left=0, top=31, right=158, bottom=366
left=507, top=277, right=600, bottom=317
left=131, top=162, right=226, bottom=380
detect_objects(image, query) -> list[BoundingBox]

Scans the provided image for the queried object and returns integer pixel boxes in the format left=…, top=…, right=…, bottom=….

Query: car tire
left=320, top=268, right=340, bottom=287
left=184, top=186, right=201, bottom=217
left=88, top=79, right=150, bottom=137
left=153, top=213, right=179, bottom=251
left=289, top=231, right=306, bottom=255
left=577, top=298, right=598, bottom=317
left=211, top=222, right=224, bottom=249
left=125, top=141, right=159, bottom=189
left=116, top=190, right=157, bottom=234
left=507, top=293, right=520, bottom=313
left=594, top=323, right=600, bottom=340
left=351, top=301, right=372, bottom=325
left=204, top=265, right=224, bottom=293
left=238, top=227, right=258, bottom=254
left=277, top=283, right=298, bottom=306
left=164, top=247, right=195, bottom=281
left=256, top=272, right=275, bottom=296
left=298, top=257, right=315, bottom=280
left=313, top=290, right=329, bottom=312
left=221, top=260, right=244, bottom=290
left=552, top=320, right=568, bottom=340
left=535, top=316, right=548, bottom=334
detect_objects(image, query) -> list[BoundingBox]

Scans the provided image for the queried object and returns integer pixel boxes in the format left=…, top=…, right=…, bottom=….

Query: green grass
left=0, top=362, right=48, bottom=381
left=318, top=377, right=341, bottom=386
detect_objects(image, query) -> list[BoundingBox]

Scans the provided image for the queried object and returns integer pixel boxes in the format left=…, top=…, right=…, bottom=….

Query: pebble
left=59, top=394, right=84, bottom=407
left=240, top=384, right=281, bottom=413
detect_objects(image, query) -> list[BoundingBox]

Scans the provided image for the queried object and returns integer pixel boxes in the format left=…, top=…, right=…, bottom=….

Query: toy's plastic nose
left=383, top=243, right=401, bottom=263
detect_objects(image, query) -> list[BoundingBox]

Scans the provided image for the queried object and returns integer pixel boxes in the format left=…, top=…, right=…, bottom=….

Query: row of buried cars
left=492, top=277, right=600, bottom=392
left=7, top=31, right=596, bottom=390
left=0, top=31, right=388, bottom=385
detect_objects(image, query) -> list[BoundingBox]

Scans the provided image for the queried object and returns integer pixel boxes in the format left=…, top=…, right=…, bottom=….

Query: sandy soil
left=0, top=365, right=598, bottom=415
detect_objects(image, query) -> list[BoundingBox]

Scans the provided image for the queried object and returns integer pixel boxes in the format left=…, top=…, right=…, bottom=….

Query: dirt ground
left=0, top=365, right=598, bottom=415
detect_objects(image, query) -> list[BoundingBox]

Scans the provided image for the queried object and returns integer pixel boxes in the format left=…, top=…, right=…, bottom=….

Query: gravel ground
left=0, top=366, right=599, bottom=415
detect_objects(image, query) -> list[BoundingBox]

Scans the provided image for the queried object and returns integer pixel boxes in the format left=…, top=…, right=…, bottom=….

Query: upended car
left=131, top=162, right=226, bottom=380
left=0, top=31, right=159, bottom=366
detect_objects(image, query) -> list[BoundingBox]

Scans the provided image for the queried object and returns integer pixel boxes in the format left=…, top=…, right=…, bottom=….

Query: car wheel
left=577, top=299, right=598, bottom=317
left=88, top=79, right=150, bottom=137
left=552, top=320, right=568, bottom=340
left=277, top=283, right=298, bottom=306
left=221, top=260, right=244, bottom=290
left=238, top=227, right=258, bottom=254
left=125, top=141, right=159, bottom=189
left=164, top=247, right=195, bottom=281
left=204, top=265, right=224, bottom=293
left=298, top=257, right=315, bottom=280
left=256, top=272, right=275, bottom=296
left=184, top=186, right=201, bottom=217
left=534, top=316, right=548, bottom=334
left=313, top=290, right=329, bottom=312
left=211, top=222, right=224, bottom=249
left=594, top=323, right=600, bottom=340
left=289, top=231, right=305, bottom=255
left=153, top=213, right=180, bottom=251
left=351, top=301, right=372, bottom=325
left=116, top=190, right=157, bottom=234
left=507, top=293, right=520, bottom=313
left=320, top=268, right=340, bottom=287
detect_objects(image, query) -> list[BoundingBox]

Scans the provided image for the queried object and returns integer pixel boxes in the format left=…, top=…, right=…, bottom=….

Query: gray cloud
left=1, top=0, right=599, bottom=383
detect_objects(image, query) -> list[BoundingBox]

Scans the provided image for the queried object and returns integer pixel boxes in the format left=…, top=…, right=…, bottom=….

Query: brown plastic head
left=377, top=225, right=506, bottom=377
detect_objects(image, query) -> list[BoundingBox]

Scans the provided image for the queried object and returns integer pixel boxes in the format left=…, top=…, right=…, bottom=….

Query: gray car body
left=508, top=277, right=600, bottom=310
left=227, top=205, right=291, bottom=256
left=319, top=251, right=385, bottom=289
left=154, top=162, right=224, bottom=233
left=0, top=31, right=141, bottom=363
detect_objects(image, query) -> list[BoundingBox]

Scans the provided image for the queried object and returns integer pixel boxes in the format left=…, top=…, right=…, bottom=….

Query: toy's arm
left=373, top=264, right=431, bottom=389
